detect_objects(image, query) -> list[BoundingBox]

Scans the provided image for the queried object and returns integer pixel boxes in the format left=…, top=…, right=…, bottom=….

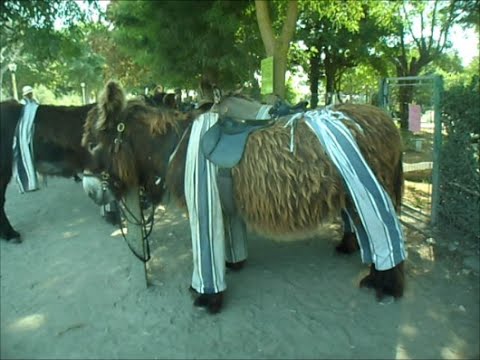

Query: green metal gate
left=378, top=75, right=443, bottom=230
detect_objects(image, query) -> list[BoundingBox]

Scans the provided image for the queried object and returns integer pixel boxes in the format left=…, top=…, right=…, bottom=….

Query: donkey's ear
left=213, top=86, right=222, bottom=104
left=96, top=80, right=126, bottom=131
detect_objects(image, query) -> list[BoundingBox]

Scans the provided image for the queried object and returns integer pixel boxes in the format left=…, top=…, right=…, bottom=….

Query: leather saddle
left=200, top=97, right=308, bottom=168
left=201, top=116, right=273, bottom=168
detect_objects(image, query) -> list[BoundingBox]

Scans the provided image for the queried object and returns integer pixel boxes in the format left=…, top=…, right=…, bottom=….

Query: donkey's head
left=81, top=80, right=196, bottom=206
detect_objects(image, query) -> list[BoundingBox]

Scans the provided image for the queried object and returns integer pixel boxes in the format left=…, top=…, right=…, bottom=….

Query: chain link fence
left=438, top=76, right=480, bottom=241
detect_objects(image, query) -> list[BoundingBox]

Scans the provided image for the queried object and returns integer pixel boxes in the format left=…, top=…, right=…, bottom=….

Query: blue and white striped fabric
left=184, top=111, right=258, bottom=294
left=12, top=102, right=40, bottom=193
left=256, top=105, right=272, bottom=119
left=184, top=107, right=406, bottom=295
left=303, top=108, right=407, bottom=270
left=185, top=112, right=227, bottom=294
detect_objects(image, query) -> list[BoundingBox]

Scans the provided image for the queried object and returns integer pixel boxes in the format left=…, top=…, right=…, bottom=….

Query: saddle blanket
left=12, top=102, right=39, bottom=193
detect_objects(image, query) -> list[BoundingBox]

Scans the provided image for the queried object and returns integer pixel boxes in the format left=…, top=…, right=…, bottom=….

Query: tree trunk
left=199, top=68, right=221, bottom=100
left=255, top=0, right=298, bottom=101
left=324, top=54, right=336, bottom=105
left=309, top=53, right=320, bottom=109
left=398, top=85, right=415, bottom=130
left=273, top=45, right=287, bottom=99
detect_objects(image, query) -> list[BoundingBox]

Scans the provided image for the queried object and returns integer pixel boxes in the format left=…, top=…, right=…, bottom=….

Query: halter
left=117, top=187, right=154, bottom=263
left=114, top=122, right=125, bottom=153
left=88, top=116, right=190, bottom=263
left=84, top=120, right=155, bottom=262
left=168, top=121, right=193, bottom=165
left=109, top=122, right=154, bottom=262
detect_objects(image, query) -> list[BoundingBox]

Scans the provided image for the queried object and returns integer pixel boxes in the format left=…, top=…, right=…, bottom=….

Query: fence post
left=378, top=78, right=387, bottom=109
left=430, top=75, right=443, bottom=226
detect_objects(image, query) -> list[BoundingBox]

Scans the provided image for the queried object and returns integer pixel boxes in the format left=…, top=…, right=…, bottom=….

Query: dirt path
left=1, top=177, right=478, bottom=359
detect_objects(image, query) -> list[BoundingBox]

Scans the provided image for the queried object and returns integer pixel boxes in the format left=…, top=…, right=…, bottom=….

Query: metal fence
left=378, top=75, right=443, bottom=232
left=378, top=75, right=480, bottom=241
left=438, top=77, right=480, bottom=241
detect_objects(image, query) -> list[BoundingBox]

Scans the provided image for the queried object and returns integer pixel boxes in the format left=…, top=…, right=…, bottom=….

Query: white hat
left=22, top=85, right=33, bottom=96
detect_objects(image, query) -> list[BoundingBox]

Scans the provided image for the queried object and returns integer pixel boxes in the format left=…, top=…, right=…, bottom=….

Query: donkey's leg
left=360, top=261, right=405, bottom=300
left=217, top=168, right=248, bottom=271
left=336, top=209, right=359, bottom=254
left=0, top=176, right=20, bottom=241
left=102, top=200, right=122, bottom=226
left=344, top=208, right=406, bottom=300
left=188, top=286, right=224, bottom=314
left=224, top=214, right=248, bottom=271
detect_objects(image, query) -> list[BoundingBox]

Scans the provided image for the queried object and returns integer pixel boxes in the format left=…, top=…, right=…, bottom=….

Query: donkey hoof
left=1, top=229, right=21, bottom=242
left=104, top=211, right=122, bottom=226
left=226, top=260, right=246, bottom=271
left=335, top=232, right=359, bottom=254
left=189, top=287, right=224, bottom=314
left=360, top=262, right=405, bottom=301
left=8, top=235, right=22, bottom=243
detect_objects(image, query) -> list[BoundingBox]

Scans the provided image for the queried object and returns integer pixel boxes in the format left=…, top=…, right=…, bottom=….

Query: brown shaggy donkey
left=82, top=80, right=406, bottom=314
left=0, top=100, right=96, bottom=241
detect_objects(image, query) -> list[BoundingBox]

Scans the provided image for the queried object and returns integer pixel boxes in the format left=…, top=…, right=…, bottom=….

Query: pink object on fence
left=408, top=104, right=422, bottom=133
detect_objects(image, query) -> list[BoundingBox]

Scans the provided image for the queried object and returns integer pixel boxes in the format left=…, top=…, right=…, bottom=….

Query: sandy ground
left=1, top=177, right=479, bottom=360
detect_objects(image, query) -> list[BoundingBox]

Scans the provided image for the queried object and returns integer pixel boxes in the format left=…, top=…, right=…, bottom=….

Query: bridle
left=116, top=186, right=154, bottom=263
left=84, top=116, right=192, bottom=263
left=84, top=119, right=156, bottom=263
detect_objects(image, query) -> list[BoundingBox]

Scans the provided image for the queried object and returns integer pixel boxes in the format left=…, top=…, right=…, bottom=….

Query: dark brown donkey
left=0, top=100, right=97, bottom=241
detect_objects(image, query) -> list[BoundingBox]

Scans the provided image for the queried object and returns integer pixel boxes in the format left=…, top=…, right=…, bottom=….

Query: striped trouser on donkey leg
left=217, top=167, right=248, bottom=269
left=185, top=112, right=248, bottom=313
left=304, top=108, right=407, bottom=300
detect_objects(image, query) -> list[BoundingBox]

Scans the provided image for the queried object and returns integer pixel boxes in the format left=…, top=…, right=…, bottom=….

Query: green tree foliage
left=107, top=0, right=262, bottom=92
left=423, top=53, right=479, bottom=91
left=87, top=23, right=148, bottom=96
left=0, top=0, right=90, bottom=51
left=1, top=0, right=475, bottom=108
left=294, top=0, right=397, bottom=107
left=1, top=0, right=104, bottom=99
left=376, top=0, right=471, bottom=128
left=443, top=75, right=480, bottom=140
left=340, top=63, right=381, bottom=104
left=456, top=0, right=480, bottom=31
left=439, top=75, right=480, bottom=238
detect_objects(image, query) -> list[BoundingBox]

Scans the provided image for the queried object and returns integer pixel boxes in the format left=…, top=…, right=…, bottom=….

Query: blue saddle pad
left=200, top=118, right=267, bottom=168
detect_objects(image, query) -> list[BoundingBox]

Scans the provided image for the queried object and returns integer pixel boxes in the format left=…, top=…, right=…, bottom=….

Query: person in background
left=13, top=85, right=40, bottom=193
left=174, top=88, right=182, bottom=107
left=20, top=85, right=39, bottom=105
